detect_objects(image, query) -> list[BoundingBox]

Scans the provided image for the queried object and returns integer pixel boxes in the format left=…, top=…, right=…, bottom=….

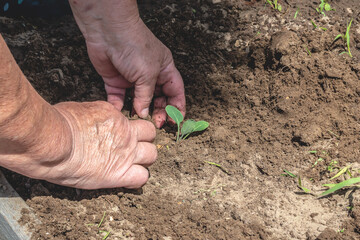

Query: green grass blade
left=294, top=8, right=299, bottom=19
left=311, top=20, right=317, bottom=29
left=98, top=212, right=106, bottom=228
left=320, top=177, right=360, bottom=197
left=330, top=165, right=351, bottom=180
left=298, top=176, right=311, bottom=193
left=99, top=230, right=110, bottom=240
left=334, top=34, right=343, bottom=42
left=283, top=169, right=297, bottom=178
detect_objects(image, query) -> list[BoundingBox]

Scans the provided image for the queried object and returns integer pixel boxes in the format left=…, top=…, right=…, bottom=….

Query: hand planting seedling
left=265, top=0, right=282, bottom=12
left=316, top=0, right=335, bottom=16
left=165, top=105, right=209, bottom=142
left=334, top=19, right=353, bottom=57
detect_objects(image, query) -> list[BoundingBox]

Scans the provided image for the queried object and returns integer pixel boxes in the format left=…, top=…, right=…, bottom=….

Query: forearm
left=0, top=35, right=72, bottom=178
left=69, top=0, right=140, bottom=42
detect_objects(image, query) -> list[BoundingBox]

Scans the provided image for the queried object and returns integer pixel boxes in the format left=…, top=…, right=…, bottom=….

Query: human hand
left=69, top=0, right=186, bottom=128
left=45, top=101, right=157, bottom=189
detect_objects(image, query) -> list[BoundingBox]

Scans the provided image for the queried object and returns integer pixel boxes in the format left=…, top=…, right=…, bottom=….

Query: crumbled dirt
left=2, top=0, right=360, bottom=239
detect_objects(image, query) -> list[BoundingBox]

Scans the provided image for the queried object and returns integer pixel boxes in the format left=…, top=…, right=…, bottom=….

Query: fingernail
left=140, top=108, right=149, bottom=118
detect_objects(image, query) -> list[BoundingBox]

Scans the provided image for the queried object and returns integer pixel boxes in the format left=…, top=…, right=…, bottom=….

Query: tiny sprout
left=266, top=0, right=282, bottom=12
left=334, top=19, right=353, bottom=58
left=316, top=0, right=335, bottom=16
left=165, top=105, right=209, bottom=142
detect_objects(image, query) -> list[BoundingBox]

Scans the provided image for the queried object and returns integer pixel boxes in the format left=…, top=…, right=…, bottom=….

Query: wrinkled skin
left=51, top=101, right=157, bottom=189
left=69, top=0, right=186, bottom=128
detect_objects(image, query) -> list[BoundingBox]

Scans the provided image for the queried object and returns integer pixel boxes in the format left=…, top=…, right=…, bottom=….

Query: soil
left=1, top=0, right=360, bottom=239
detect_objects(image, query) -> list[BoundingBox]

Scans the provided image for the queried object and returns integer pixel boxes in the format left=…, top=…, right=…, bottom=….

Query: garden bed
left=1, top=0, right=360, bottom=239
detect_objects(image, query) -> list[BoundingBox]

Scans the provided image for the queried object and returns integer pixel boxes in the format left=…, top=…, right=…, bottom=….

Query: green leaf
left=277, top=4, right=282, bottom=12
left=311, top=20, right=317, bottom=29
left=320, top=177, right=360, bottom=197
left=334, top=34, right=343, bottom=41
left=165, top=105, right=183, bottom=125
left=324, top=3, right=331, bottom=11
left=181, top=119, right=196, bottom=136
left=298, top=176, right=311, bottom=193
left=193, top=121, right=209, bottom=132
left=330, top=165, right=352, bottom=180
left=283, top=169, right=297, bottom=178
left=294, top=8, right=299, bottom=19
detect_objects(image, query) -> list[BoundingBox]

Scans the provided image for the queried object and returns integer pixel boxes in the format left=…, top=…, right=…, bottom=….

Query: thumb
left=133, top=79, right=156, bottom=118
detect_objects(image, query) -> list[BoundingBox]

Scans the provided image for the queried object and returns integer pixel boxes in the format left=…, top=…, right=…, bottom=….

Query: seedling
left=165, top=105, right=209, bottom=142
left=311, top=20, right=327, bottom=31
left=282, top=169, right=297, bottom=178
left=330, top=164, right=352, bottom=180
left=265, top=0, right=282, bottom=12
left=87, top=212, right=111, bottom=240
left=316, top=0, right=335, bottom=16
left=294, top=8, right=299, bottom=19
left=204, top=161, right=230, bottom=175
left=327, top=160, right=338, bottom=172
left=298, top=176, right=311, bottom=193
left=320, top=177, right=360, bottom=197
left=334, top=19, right=353, bottom=57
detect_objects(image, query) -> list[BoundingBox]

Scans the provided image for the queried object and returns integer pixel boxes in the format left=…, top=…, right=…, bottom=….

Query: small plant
left=311, top=20, right=327, bottom=31
left=320, top=177, right=360, bottom=197
left=87, top=212, right=110, bottom=240
left=165, top=105, right=209, bottom=142
left=266, top=0, right=282, bottom=12
left=316, top=0, right=335, bottom=16
left=294, top=7, right=299, bottom=19
left=334, top=19, right=353, bottom=57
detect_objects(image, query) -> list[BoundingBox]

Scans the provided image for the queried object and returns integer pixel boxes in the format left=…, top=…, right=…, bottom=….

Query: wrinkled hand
left=84, top=19, right=186, bottom=128
left=45, top=101, right=157, bottom=189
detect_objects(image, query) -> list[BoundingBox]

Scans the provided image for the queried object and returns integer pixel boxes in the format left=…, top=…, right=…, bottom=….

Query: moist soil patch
left=2, top=0, right=360, bottom=239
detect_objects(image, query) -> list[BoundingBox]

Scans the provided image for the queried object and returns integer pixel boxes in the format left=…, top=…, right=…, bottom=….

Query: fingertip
left=118, top=165, right=150, bottom=189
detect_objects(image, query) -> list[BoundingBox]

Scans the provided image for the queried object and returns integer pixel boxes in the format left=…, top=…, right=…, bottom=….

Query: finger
left=130, top=119, right=156, bottom=142
left=133, top=78, right=156, bottom=118
left=132, top=142, right=157, bottom=167
left=152, top=96, right=167, bottom=128
left=103, top=75, right=133, bottom=111
left=106, top=87, right=126, bottom=111
left=116, top=165, right=150, bottom=189
left=158, top=62, right=186, bottom=118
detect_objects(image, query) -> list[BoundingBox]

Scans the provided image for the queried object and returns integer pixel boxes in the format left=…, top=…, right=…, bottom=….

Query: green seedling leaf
left=193, top=121, right=209, bottom=132
left=320, top=27, right=328, bottom=31
left=330, top=165, right=352, bottom=180
left=298, top=176, right=311, bottom=193
left=320, top=177, right=360, bottom=197
left=283, top=169, right=297, bottom=178
left=165, top=105, right=184, bottom=142
left=181, top=119, right=196, bottom=136
left=98, top=212, right=106, bottom=228
left=99, top=230, right=110, bottom=240
left=294, top=8, right=299, bottom=19
left=277, top=4, right=282, bottom=12
left=323, top=183, right=336, bottom=188
left=334, top=34, right=344, bottom=41
left=309, top=150, right=317, bottom=154
left=324, top=3, right=331, bottom=11
left=204, top=161, right=230, bottom=175
left=165, top=105, right=183, bottom=125
left=266, top=0, right=274, bottom=8
left=311, top=20, right=317, bottom=29
left=346, top=19, right=353, bottom=57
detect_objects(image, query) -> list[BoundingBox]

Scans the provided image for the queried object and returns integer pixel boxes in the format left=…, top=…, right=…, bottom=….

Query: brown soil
left=2, top=0, right=360, bottom=239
